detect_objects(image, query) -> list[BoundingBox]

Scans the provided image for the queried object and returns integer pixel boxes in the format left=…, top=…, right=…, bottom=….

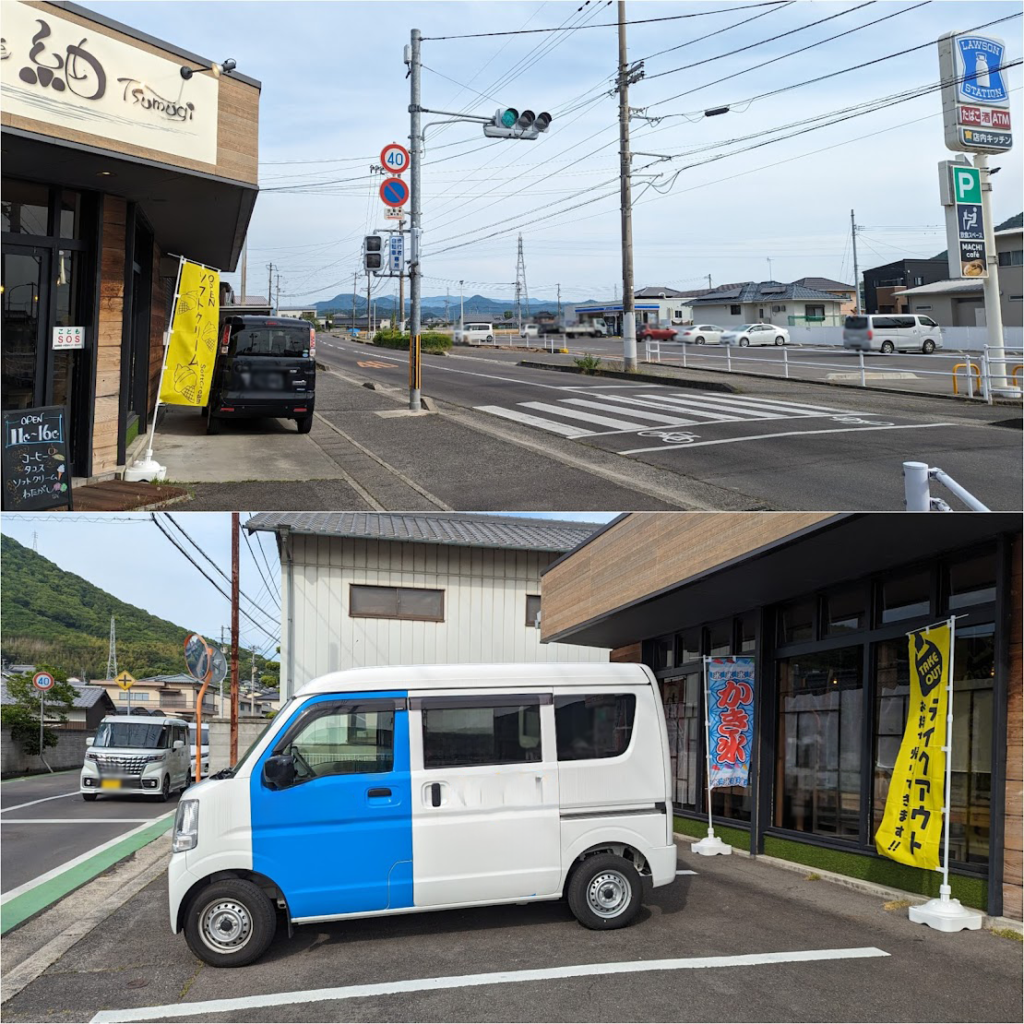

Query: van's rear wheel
left=922, top=339, right=936, bottom=354
left=185, top=879, right=277, bottom=968
left=206, top=416, right=221, bottom=435
left=567, top=854, right=642, bottom=930
left=880, top=341, right=895, bottom=354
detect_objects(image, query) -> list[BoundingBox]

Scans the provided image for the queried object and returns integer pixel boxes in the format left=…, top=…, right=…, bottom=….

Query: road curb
left=0, top=814, right=174, bottom=936
left=517, top=360, right=737, bottom=392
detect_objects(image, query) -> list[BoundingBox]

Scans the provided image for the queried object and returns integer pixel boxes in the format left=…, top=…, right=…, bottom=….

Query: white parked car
left=519, top=324, right=540, bottom=339
left=842, top=314, right=943, bottom=354
left=453, top=322, right=495, bottom=344
left=81, top=715, right=192, bottom=801
left=721, top=324, right=789, bottom=347
left=678, top=324, right=725, bottom=345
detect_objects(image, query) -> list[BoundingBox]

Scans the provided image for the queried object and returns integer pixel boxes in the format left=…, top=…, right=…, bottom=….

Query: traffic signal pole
left=617, top=1, right=637, bottom=371
left=408, top=27, right=423, bottom=413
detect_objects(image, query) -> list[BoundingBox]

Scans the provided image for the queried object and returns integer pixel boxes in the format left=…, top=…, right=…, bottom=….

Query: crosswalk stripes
left=475, top=391, right=849, bottom=438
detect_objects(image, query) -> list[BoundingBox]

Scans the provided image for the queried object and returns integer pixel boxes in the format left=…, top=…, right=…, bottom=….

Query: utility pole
left=459, top=279, right=464, bottom=331
left=275, top=272, right=280, bottom=313
left=557, top=283, right=562, bottom=324
left=445, top=287, right=450, bottom=324
left=616, top=0, right=640, bottom=371
left=266, top=263, right=275, bottom=311
left=398, top=214, right=406, bottom=330
left=352, top=271, right=358, bottom=331
left=407, top=27, right=423, bottom=412
left=975, top=154, right=1009, bottom=393
left=366, top=271, right=372, bottom=335
left=230, top=513, right=239, bottom=763
left=240, top=236, right=248, bottom=303
left=707, top=274, right=712, bottom=290
left=766, top=257, right=773, bottom=281
left=514, top=234, right=529, bottom=333
left=850, top=209, right=861, bottom=314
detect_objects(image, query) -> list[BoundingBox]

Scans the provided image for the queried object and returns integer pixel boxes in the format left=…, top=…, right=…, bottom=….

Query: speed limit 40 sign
left=381, top=143, right=409, bottom=175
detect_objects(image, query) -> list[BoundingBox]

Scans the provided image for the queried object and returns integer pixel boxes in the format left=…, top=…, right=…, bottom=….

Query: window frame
left=525, top=594, right=542, bottom=627
left=553, top=692, right=638, bottom=762
left=348, top=583, right=445, bottom=622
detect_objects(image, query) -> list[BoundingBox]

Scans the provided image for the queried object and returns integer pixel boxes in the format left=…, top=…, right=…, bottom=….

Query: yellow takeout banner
left=875, top=621, right=951, bottom=870
left=159, top=260, right=220, bottom=407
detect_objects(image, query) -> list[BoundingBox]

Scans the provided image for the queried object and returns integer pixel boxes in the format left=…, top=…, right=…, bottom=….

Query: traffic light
left=363, top=235, right=383, bottom=272
left=483, top=108, right=553, bottom=140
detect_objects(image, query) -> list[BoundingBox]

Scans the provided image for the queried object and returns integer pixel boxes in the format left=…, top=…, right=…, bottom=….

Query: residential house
left=790, top=277, right=857, bottom=317
left=0, top=681, right=115, bottom=731
left=246, top=512, right=610, bottom=698
left=862, top=259, right=949, bottom=314
left=95, top=673, right=217, bottom=721
left=539, top=512, right=1021, bottom=921
left=687, top=281, right=847, bottom=327
left=894, top=226, right=1023, bottom=328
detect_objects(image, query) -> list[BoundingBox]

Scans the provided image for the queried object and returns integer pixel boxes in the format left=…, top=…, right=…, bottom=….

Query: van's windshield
left=94, top=722, right=169, bottom=749
left=188, top=724, right=210, bottom=744
left=230, top=324, right=311, bottom=358
left=845, top=316, right=869, bottom=329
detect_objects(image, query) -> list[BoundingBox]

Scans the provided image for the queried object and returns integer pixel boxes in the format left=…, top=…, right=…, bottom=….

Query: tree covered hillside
left=0, top=534, right=278, bottom=683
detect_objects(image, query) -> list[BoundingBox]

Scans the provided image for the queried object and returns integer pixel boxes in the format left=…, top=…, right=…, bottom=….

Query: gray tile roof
left=690, top=281, right=846, bottom=306
left=791, top=277, right=855, bottom=292
left=634, top=286, right=689, bottom=298
left=0, top=682, right=111, bottom=709
left=245, top=513, right=600, bottom=553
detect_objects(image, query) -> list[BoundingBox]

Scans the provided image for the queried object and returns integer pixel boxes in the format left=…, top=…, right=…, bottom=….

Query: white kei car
left=677, top=324, right=725, bottom=345
left=720, top=323, right=790, bottom=347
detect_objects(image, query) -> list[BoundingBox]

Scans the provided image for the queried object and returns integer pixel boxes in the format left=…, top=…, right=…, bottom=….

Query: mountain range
left=0, top=535, right=278, bottom=684
left=313, top=293, right=590, bottom=317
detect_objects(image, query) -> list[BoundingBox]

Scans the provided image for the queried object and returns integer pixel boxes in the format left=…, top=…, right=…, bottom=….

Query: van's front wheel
left=567, top=854, right=642, bottom=930
left=185, top=879, right=278, bottom=968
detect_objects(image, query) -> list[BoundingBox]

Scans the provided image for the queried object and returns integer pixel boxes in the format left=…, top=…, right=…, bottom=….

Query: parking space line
left=0, top=818, right=164, bottom=824
left=621, top=422, right=955, bottom=455
left=0, top=792, right=80, bottom=813
left=90, top=946, right=889, bottom=1022
left=677, top=869, right=698, bottom=875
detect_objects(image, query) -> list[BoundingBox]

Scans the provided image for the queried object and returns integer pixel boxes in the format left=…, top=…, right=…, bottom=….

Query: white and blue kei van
left=169, top=663, right=677, bottom=966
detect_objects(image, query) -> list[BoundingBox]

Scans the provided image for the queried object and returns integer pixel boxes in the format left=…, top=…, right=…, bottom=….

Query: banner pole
left=939, top=615, right=956, bottom=900
left=693, top=655, right=731, bottom=856
left=125, top=256, right=183, bottom=482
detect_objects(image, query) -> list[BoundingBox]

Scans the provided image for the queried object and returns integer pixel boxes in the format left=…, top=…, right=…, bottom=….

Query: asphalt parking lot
left=2, top=840, right=1021, bottom=1023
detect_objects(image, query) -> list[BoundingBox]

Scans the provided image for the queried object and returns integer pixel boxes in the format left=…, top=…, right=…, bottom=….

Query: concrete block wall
left=208, top=715, right=271, bottom=772
left=1, top=728, right=90, bottom=776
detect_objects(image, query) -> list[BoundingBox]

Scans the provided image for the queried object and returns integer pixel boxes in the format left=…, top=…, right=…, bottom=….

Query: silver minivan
left=454, top=322, right=495, bottom=344
left=81, top=715, right=192, bottom=802
left=842, top=314, right=944, bottom=354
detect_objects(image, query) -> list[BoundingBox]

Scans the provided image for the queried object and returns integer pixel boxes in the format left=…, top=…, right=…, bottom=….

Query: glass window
left=94, top=721, right=169, bottom=748
left=422, top=702, right=541, bottom=768
left=730, top=304, right=741, bottom=315
left=349, top=584, right=444, bottom=622
left=737, top=612, right=757, bottom=653
left=555, top=694, right=636, bottom=760
left=775, top=647, right=863, bottom=837
left=778, top=599, right=814, bottom=644
left=1, top=179, right=50, bottom=235
left=823, top=587, right=865, bottom=635
left=229, top=322, right=312, bottom=358
left=680, top=629, right=701, bottom=664
left=873, top=626, right=993, bottom=866
left=283, top=707, right=394, bottom=779
left=879, top=570, right=931, bottom=624
left=946, top=553, right=996, bottom=610
left=525, top=594, right=541, bottom=626
left=59, top=191, right=81, bottom=239
left=662, top=672, right=701, bottom=811
left=708, top=619, right=732, bottom=656
left=652, top=635, right=676, bottom=671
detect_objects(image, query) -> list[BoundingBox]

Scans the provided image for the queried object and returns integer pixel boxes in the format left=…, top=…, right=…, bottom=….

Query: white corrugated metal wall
left=280, top=535, right=607, bottom=696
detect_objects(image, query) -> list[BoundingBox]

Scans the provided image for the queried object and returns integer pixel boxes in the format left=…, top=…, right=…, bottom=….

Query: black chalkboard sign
left=2, top=406, right=74, bottom=511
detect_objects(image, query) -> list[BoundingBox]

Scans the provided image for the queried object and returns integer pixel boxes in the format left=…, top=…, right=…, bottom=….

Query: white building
left=246, top=513, right=609, bottom=698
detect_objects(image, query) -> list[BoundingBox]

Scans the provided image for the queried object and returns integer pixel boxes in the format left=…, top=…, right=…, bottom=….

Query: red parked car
left=637, top=325, right=678, bottom=341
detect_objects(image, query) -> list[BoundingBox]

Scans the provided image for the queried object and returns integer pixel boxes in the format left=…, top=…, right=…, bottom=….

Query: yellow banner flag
left=875, top=621, right=951, bottom=869
left=159, top=260, right=220, bottom=407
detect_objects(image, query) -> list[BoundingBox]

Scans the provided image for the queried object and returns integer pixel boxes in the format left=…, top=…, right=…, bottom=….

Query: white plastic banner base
left=692, top=830, right=732, bottom=857
left=123, top=456, right=167, bottom=483
left=908, top=896, right=984, bottom=933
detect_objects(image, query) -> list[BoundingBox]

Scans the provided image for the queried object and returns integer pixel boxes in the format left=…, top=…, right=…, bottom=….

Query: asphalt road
left=0, top=770, right=181, bottom=894
left=316, top=336, right=1023, bottom=511
left=3, top=842, right=1020, bottom=1023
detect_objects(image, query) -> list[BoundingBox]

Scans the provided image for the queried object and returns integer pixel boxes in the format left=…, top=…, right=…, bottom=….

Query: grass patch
left=992, top=927, right=1023, bottom=942
left=883, top=899, right=913, bottom=912
left=805, top=873, right=821, bottom=881
left=373, top=330, right=451, bottom=353
left=573, top=353, right=602, bottom=374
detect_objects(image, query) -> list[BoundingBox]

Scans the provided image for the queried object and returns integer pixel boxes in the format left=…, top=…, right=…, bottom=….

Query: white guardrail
left=903, top=461, right=991, bottom=512
left=643, top=340, right=1024, bottom=404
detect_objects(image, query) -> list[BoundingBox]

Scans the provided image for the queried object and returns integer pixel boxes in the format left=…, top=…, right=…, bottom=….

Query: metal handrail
left=903, top=461, right=991, bottom=512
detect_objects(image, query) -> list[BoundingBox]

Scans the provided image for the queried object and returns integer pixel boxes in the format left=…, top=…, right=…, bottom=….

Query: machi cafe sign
left=0, top=1, right=219, bottom=165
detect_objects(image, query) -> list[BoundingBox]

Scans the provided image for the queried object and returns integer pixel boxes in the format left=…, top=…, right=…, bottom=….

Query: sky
left=82, top=0, right=1024, bottom=305
left=0, top=513, right=616, bottom=653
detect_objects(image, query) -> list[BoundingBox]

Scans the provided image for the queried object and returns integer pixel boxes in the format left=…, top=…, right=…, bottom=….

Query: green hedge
left=673, top=815, right=986, bottom=910
left=372, top=330, right=452, bottom=353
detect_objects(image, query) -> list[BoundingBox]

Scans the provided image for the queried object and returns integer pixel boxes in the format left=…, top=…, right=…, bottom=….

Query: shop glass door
left=2, top=246, right=49, bottom=409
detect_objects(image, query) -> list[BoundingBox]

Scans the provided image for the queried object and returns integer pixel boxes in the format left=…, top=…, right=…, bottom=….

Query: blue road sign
left=957, top=203, right=984, bottom=240
left=389, top=235, right=404, bottom=273
left=380, top=177, right=410, bottom=207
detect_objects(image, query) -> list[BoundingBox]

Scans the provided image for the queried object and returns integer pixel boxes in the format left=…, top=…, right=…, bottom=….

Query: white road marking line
left=0, top=812, right=175, bottom=905
left=0, top=791, right=80, bottom=813
left=674, top=392, right=845, bottom=416
left=520, top=402, right=648, bottom=431
left=89, top=947, right=890, bottom=1023
left=474, top=405, right=591, bottom=438
left=676, top=869, right=698, bottom=875
left=621, top=422, right=956, bottom=455
left=636, top=395, right=795, bottom=421
left=559, top=399, right=697, bottom=426
left=0, top=818, right=164, bottom=824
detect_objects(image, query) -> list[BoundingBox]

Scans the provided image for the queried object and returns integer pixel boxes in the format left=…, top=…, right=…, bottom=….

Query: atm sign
left=959, top=106, right=1011, bottom=130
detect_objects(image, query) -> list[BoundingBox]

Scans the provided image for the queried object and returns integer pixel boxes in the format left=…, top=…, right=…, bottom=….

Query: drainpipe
left=280, top=527, right=295, bottom=699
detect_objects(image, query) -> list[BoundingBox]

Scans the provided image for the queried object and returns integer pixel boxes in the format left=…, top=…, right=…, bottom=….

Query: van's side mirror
left=173, top=739, right=185, bottom=750
left=263, top=754, right=296, bottom=790
left=86, top=737, right=94, bottom=746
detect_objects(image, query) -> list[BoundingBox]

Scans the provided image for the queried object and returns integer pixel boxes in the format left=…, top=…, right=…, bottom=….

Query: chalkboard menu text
left=2, top=406, right=74, bottom=511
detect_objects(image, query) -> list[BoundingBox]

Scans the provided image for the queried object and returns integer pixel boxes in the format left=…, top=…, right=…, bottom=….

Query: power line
left=242, top=527, right=281, bottom=611
left=422, top=2, right=790, bottom=39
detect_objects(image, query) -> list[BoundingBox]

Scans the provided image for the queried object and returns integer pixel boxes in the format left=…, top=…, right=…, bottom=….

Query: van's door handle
left=430, top=782, right=441, bottom=807
left=367, top=787, right=391, bottom=798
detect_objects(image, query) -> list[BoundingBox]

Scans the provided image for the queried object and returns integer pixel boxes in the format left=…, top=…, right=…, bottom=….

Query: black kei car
left=206, top=315, right=316, bottom=434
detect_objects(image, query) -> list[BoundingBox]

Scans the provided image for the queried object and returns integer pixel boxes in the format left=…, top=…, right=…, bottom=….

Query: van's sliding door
left=409, top=693, right=560, bottom=906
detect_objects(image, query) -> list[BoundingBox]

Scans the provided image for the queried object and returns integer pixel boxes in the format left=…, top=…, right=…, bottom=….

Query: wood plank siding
left=93, top=195, right=126, bottom=476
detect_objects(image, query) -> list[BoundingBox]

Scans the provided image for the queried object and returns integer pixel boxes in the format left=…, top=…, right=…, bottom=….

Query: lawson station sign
left=938, top=31, right=1012, bottom=153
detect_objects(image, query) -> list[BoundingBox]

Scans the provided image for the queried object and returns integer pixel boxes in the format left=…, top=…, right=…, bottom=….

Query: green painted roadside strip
left=1, top=769, right=79, bottom=784
left=0, top=816, right=173, bottom=935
